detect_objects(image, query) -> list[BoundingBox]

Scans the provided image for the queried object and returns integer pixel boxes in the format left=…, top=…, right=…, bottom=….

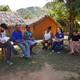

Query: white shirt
left=44, top=31, right=51, bottom=40
left=1, top=31, right=6, bottom=38
left=0, top=31, right=10, bottom=42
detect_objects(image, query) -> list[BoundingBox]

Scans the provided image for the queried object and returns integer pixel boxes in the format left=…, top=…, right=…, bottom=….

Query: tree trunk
left=68, top=14, right=75, bottom=40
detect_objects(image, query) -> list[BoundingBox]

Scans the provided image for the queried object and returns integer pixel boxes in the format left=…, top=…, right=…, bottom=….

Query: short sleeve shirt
left=71, top=35, right=80, bottom=41
left=12, top=30, right=23, bottom=42
left=55, top=32, right=64, bottom=38
left=24, top=30, right=32, bottom=39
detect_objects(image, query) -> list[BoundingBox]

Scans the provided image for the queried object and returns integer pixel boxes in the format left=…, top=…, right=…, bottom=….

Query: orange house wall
left=6, top=26, right=26, bottom=37
left=30, top=17, right=59, bottom=39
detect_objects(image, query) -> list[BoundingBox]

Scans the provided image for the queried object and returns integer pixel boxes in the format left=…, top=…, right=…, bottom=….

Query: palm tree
left=57, top=0, right=80, bottom=39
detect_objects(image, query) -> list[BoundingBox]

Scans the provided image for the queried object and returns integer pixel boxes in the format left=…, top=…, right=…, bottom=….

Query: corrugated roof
left=0, top=11, right=26, bottom=26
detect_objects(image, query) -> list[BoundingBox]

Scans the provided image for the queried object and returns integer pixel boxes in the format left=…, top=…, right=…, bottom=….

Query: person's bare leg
left=67, top=45, right=70, bottom=51
left=68, top=42, right=75, bottom=55
left=73, top=42, right=79, bottom=53
left=41, top=41, right=46, bottom=49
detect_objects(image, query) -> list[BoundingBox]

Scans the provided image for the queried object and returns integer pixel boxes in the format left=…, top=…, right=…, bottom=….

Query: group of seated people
left=0, top=23, right=37, bottom=65
left=0, top=23, right=80, bottom=65
left=41, top=26, right=64, bottom=54
left=41, top=26, right=80, bottom=54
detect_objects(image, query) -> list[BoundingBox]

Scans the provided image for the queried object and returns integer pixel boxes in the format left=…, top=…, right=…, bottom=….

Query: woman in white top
left=41, top=26, right=53, bottom=50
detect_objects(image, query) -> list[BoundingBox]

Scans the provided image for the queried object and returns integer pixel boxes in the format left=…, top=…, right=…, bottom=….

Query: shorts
left=44, top=40, right=52, bottom=43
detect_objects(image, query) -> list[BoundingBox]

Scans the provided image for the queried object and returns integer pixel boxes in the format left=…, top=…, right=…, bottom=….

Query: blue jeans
left=16, top=42, right=30, bottom=57
left=52, top=41, right=63, bottom=52
left=25, top=40, right=36, bottom=45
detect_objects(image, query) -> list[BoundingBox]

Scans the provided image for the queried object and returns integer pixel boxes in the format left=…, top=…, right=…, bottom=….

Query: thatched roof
left=24, top=15, right=45, bottom=25
left=24, top=15, right=61, bottom=27
left=0, top=11, right=26, bottom=26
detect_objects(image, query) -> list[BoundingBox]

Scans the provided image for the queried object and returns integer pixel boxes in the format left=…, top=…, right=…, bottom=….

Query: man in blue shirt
left=12, top=24, right=31, bottom=59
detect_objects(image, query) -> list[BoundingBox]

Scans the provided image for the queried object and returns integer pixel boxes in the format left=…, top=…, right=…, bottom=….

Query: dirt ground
left=0, top=63, right=79, bottom=80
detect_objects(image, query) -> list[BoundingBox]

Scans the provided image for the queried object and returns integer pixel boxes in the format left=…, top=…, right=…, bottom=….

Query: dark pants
left=0, top=41, right=18, bottom=60
left=52, top=41, right=63, bottom=52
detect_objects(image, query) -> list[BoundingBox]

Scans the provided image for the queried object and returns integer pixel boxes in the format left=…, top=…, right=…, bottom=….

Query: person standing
left=12, top=24, right=31, bottom=59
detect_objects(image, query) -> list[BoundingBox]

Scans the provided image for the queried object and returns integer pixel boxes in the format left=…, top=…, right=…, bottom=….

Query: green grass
left=0, top=43, right=80, bottom=76
left=47, top=48, right=80, bottom=74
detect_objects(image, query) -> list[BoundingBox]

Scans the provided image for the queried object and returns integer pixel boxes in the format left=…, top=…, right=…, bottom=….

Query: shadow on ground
left=0, top=43, right=80, bottom=80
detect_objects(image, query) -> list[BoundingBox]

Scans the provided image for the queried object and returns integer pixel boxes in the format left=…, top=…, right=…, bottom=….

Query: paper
left=1, top=37, right=10, bottom=41
left=53, top=39, right=57, bottom=41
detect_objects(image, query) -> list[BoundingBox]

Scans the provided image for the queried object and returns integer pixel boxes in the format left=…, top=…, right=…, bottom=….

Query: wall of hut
left=6, top=26, right=26, bottom=39
left=30, top=16, right=59, bottom=39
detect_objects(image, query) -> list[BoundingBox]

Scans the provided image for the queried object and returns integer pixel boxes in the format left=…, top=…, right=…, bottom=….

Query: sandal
left=68, top=51, right=74, bottom=55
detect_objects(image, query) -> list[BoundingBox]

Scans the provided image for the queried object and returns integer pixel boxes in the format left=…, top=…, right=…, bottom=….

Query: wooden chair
left=0, top=41, right=19, bottom=61
left=1, top=48, right=6, bottom=60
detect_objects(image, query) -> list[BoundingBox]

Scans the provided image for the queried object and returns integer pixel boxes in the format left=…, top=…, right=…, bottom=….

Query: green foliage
left=43, top=2, right=54, bottom=10
left=45, top=0, right=80, bottom=39
left=46, top=0, right=80, bottom=22
left=48, top=2, right=68, bottom=20
left=65, top=0, right=80, bottom=17
left=0, top=5, right=11, bottom=11
left=17, top=7, right=47, bottom=19
left=76, top=14, right=80, bottom=21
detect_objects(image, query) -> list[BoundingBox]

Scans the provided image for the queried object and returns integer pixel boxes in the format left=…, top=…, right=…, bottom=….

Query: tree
left=0, top=5, right=11, bottom=11
left=65, top=0, right=80, bottom=39
left=17, top=7, right=47, bottom=19
left=47, top=0, right=80, bottom=39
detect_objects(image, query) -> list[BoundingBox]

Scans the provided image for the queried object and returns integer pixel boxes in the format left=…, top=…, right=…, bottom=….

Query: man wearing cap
left=12, top=24, right=31, bottom=59
left=0, top=23, right=20, bottom=65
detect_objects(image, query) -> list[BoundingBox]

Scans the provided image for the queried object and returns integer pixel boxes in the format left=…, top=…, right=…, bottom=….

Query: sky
left=0, top=0, right=51, bottom=11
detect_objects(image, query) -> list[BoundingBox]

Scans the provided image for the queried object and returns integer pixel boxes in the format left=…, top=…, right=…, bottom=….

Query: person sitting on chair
left=24, top=25, right=37, bottom=52
left=41, top=26, right=53, bottom=50
left=12, top=24, right=31, bottom=59
left=67, top=29, right=80, bottom=55
left=0, top=23, right=20, bottom=65
left=52, top=27, right=64, bottom=53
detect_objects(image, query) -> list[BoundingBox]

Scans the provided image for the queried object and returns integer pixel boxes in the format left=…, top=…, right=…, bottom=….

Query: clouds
left=0, top=0, right=51, bottom=11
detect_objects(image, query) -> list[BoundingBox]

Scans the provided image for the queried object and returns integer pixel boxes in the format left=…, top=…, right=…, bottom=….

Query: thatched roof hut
left=0, top=11, right=26, bottom=26
left=0, top=11, right=26, bottom=37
